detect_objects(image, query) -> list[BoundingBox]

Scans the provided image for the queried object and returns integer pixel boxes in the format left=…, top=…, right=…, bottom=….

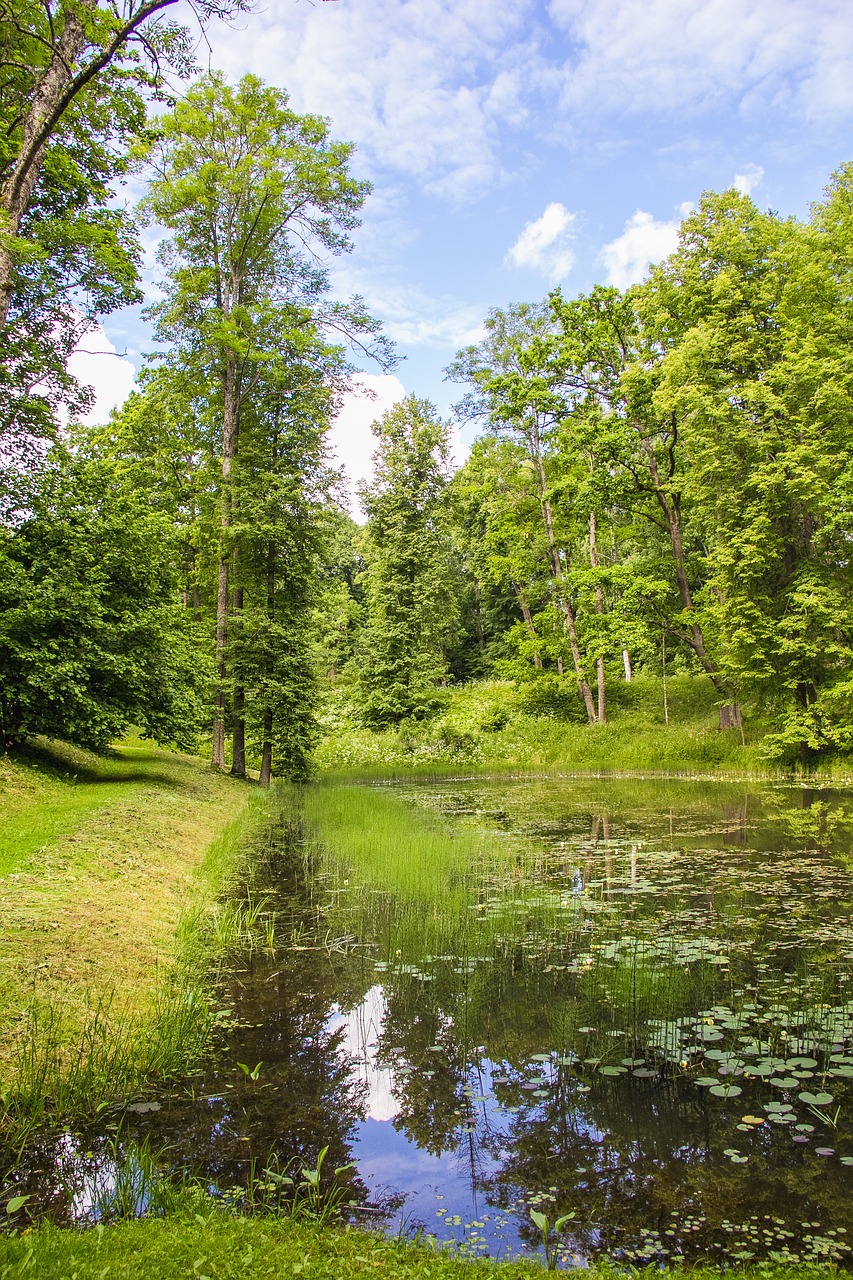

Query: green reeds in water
left=0, top=979, right=216, bottom=1145
left=300, top=782, right=497, bottom=905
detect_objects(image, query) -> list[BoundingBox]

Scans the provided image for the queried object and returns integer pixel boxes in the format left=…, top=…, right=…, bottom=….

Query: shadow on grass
left=10, top=739, right=189, bottom=790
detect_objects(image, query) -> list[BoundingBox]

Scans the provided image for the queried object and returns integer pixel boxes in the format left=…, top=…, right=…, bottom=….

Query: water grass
left=300, top=781, right=504, bottom=904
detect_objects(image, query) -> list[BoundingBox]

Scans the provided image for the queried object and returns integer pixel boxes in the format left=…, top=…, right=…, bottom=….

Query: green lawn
left=0, top=1213, right=841, bottom=1280
left=0, top=736, right=257, bottom=1120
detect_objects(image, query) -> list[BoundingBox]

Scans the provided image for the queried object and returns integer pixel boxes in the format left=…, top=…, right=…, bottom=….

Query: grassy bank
left=0, top=737, right=262, bottom=1131
left=315, top=676, right=853, bottom=781
left=0, top=1212, right=841, bottom=1280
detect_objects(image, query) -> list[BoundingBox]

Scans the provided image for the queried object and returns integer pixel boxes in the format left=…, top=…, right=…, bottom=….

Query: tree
left=449, top=436, right=550, bottom=673
left=448, top=303, right=600, bottom=723
left=0, top=439, right=206, bottom=749
left=638, top=182, right=853, bottom=756
left=0, top=0, right=250, bottom=322
left=356, top=395, right=458, bottom=727
left=0, top=0, right=252, bottom=450
left=145, top=72, right=386, bottom=770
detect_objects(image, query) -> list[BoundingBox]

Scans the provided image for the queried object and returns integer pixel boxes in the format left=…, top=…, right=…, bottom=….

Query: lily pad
left=709, top=1084, right=742, bottom=1098
left=798, top=1091, right=834, bottom=1105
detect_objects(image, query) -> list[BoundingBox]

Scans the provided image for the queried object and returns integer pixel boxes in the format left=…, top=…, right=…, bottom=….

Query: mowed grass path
left=0, top=738, right=252, bottom=1086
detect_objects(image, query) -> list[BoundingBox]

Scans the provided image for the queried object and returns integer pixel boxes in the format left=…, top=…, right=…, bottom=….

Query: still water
left=12, top=776, right=853, bottom=1266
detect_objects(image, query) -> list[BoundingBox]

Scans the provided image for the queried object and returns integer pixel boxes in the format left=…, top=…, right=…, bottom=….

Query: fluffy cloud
left=733, top=163, right=765, bottom=196
left=201, top=0, right=542, bottom=201
left=600, top=210, right=681, bottom=290
left=331, top=259, right=487, bottom=350
left=548, top=0, right=853, bottom=120
left=67, top=324, right=138, bottom=425
left=506, top=202, right=577, bottom=282
left=328, top=374, right=469, bottom=521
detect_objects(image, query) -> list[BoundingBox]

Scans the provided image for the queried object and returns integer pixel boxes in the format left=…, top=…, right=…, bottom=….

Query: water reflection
left=5, top=776, right=853, bottom=1267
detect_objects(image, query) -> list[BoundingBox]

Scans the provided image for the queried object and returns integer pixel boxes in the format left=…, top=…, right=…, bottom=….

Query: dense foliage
left=0, top=0, right=851, bottom=771
left=0, top=445, right=205, bottom=749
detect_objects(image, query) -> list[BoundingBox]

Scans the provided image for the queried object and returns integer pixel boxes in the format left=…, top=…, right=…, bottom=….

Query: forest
left=6, top=4, right=853, bottom=1274
left=1, top=0, right=852, bottom=778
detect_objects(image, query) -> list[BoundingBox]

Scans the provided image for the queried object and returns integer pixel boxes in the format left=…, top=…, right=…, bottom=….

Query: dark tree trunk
left=589, top=509, right=605, bottom=724
left=0, top=0, right=179, bottom=325
left=258, top=537, right=277, bottom=788
left=212, top=350, right=240, bottom=769
left=230, top=586, right=246, bottom=778
left=512, top=581, right=542, bottom=669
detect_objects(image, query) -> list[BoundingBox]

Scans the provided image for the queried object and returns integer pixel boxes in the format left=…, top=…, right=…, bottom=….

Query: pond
left=9, top=774, right=853, bottom=1267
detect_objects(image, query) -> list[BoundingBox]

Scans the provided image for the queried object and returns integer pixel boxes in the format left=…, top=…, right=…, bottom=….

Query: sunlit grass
left=0, top=1212, right=842, bottom=1279
left=314, top=676, right=785, bottom=780
left=0, top=740, right=266, bottom=1135
left=300, top=781, right=500, bottom=904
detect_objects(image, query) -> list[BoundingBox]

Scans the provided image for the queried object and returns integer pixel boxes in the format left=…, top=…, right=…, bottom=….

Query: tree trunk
left=0, top=0, right=178, bottom=325
left=473, top=590, right=485, bottom=654
left=258, top=536, right=277, bottom=788
left=212, top=554, right=229, bottom=769
left=622, top=649, right=633, bottom=681
left=642, top=439, right=734, bottom=704
left=718, top=702, right=743, bottom=730
left=512, top=581, right=542, bottom=669
left=589, top=509, right=605, bottom=724
left=259, top=708, right=273, bottom=788
left=528, top=420, right=596, bottom=722
left=0, top=2, right=93, bottom=323
left=230, top=585, right=246, bottom=778
left=211, top=351, right=240, bottom=768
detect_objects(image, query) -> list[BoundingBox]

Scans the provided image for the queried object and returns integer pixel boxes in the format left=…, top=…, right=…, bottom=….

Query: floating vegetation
left=5, top=774, right=853, bottom=1268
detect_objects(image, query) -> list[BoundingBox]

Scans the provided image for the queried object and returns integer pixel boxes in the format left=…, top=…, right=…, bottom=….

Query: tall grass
left=300, top=782, right=500, bottom=904
left=314, top=677, right=780, bottom=781
left=0, top=790, right=274, bottom=1142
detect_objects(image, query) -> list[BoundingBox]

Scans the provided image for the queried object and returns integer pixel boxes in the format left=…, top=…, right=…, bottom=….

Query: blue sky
left=84, top=0, right=853, bottom=509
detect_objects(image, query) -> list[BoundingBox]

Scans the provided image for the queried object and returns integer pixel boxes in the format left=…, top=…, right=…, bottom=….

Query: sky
left=87, top=0, right=853, bottom=513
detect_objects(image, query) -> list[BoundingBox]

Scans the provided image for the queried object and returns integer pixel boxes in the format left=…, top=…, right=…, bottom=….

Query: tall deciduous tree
left=145, top=72, right=383, bottom=769
left=448, top=303, right=599, bottom=722
left=0, top=0, right=249, bottom=449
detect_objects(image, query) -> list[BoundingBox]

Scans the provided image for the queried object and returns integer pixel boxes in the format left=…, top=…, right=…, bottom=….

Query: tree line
left=0, top=0, right=851, bottom=771
left=0, top=1, right=388, bottom=777
left=341, top=175, right=853, bottom=765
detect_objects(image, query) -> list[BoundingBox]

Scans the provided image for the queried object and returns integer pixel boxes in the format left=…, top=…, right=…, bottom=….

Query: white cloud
left=200, top=0, right=542, bottom=202
left=548, top=0, right=853, bottom=121
left=600, top=210, right=682, bottom=290
left=328, top=374, right=406, bottom=520
left=331, top=260, right=487, bottom=351
left=506, top=202, right=577, bottom=282
left=67, top=324, right=138, bottom=425
left=328, top=373, right=469, bottom=522
left=733, top=163, right=765, bottom=196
